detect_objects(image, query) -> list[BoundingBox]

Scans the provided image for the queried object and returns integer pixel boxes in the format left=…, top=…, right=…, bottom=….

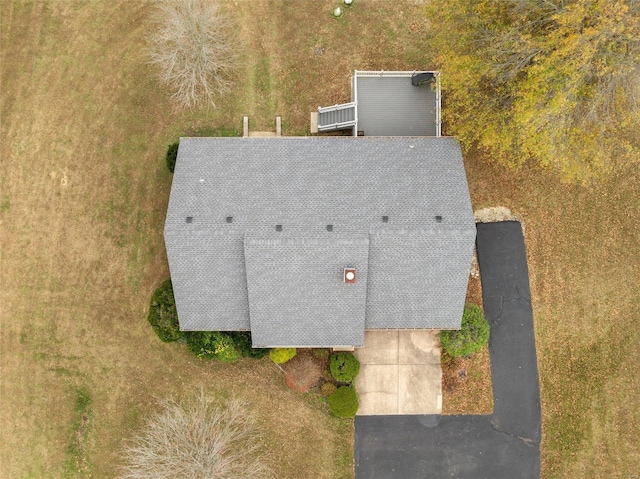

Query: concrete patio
left=354, top=330, right=442, bottom=415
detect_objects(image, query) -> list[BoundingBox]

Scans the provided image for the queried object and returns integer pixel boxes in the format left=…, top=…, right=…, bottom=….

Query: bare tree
left=119, top=391, right=272, bottom=479
left=148, top=0, right=237, bottom=109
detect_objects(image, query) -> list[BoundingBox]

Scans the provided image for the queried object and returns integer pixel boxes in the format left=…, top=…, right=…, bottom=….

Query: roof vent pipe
left=344, top=268, right=357, bottom=284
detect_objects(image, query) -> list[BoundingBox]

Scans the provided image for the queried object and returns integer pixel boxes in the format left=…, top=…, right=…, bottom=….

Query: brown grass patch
left=441, top=348, right=493, bottom=415
left=3, top=0, right=638, bottom=477
left=233, top=0, right=434, bottom=134
left=465, top=154, right=640, bottom=477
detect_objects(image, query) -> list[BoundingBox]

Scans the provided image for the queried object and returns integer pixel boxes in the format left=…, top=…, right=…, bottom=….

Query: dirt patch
left=282, top=350, right=325, bottom=393
left=466, top=263, right=483, bottom=307
left=441, top=206, right=513, bottom=416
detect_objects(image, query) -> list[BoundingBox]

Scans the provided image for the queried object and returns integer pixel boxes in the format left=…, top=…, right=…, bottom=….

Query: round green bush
left=148, top=279, right=182, bottom=342
left=440, top=304, right=490, bottom=358
left=166, top=141, right=179, bottom=173
left=269, top=348, right=297, bottom=364
left=185, top=331, right=239, bottom=362
left=328, top=386, right=359, bottom=418
left=228, top=331, right=269, bottom=359
left=329, top=352, right=361, bottom=383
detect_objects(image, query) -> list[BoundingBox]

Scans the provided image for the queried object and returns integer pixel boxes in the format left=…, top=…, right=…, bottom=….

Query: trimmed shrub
left=148, top=279, right=182, bottom=342
left=320, top=382, right=337, bottom=398
left=228, top=331, right=269, bottom=359
left=329, top=352, right=361, bottom=383
left=440, top=304, right=490, bottom=358
left=312, top=348, right=330, bottom=360
left=166, top=141, right=179, bottom=172
left=328, top=386, right=358, bottom=418
left=269, top=348, right=296, bottom=364
left=185, top=331, right=239, bottom=362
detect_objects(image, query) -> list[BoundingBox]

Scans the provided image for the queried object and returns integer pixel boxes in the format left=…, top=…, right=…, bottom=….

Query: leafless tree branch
left=118, top=391, right=272, bottom=479
left=148, top=0, right=238, bottom=109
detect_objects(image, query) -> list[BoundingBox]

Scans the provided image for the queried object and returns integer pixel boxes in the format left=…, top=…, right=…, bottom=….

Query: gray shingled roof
left=164, top=137, right=475, bottom=347
left=244, top=234, right=368, bottom=347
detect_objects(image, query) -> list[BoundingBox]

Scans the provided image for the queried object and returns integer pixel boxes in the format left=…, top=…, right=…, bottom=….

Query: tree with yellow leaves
left=426, top=0, right=640, bottom=182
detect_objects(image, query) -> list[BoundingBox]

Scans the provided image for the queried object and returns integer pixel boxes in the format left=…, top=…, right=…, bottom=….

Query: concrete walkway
left=355, top=330, right=442, bottom=415
left=355, top=222, right=541, bottom=478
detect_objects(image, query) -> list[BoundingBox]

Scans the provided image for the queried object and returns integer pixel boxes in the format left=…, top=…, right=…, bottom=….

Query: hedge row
left=149, top=280, right=361, bottom=417
left=147, top=279, right=181, bottom=342
left=147, top=280, right=268, bottom=361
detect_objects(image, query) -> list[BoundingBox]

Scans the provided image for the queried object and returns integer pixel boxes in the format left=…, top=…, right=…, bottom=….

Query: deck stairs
left=316, top=102, right=356, bottom=132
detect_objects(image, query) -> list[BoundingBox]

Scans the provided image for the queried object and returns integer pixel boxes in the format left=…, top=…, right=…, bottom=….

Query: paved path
left=355, top=330, right=442, bottom=415
left=355, top=222, right=541, bottom=478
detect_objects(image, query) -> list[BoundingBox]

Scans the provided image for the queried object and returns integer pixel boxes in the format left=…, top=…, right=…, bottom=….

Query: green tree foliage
left=425, top=0, right=640, bottom=182
left=327, top=386, right=359, bottom=418
left=268, top=348, right=296, bottom=364
left=185, top=331, right=239, bottom=362
left=228, top=332, right=269, bottom=359
left=440, top=304, right=490, bottom=358
left=329, top=352, right=361, bottom=383
left=148, top=279, right=182, bottom=342
left=165, top=141, right=179, bottom=173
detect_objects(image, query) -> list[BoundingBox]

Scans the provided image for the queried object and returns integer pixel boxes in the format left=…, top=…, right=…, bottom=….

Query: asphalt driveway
left=355, top=221, right=541, bottom=478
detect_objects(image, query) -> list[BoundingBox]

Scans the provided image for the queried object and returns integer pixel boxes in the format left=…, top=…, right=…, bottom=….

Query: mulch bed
left=282, top=349, right=332, bottom=393
left=441, top=271, right=493, bottom=414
